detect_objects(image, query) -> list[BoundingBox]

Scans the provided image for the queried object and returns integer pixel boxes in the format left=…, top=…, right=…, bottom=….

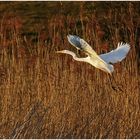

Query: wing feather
left=67, top=35, right=82, bottom=50
left=99, top=42, right=130, bottom=64
left=67, top=35, right=93, bottom=51
left=67, top=35, right=98, bottom=55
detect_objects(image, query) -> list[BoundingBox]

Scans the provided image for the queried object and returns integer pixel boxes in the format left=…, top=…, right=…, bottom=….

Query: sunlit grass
left=0, top=2, right=139, bottom=139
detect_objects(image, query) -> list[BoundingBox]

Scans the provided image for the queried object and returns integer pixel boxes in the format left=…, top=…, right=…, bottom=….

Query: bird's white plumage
left=57, top=35, right=130, bottom=74
left=57, top=50, right=90, bottom=62
left=99, top=42, right=130, bottom=64
left=56, top=50, right=114, bottom=74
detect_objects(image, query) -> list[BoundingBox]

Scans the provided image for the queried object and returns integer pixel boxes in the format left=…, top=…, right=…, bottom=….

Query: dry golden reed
left=0, top=2, right=139, bottom=139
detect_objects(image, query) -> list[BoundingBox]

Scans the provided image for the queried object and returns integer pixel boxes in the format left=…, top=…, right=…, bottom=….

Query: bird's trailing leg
left=108, top=73, right=123, bottom=92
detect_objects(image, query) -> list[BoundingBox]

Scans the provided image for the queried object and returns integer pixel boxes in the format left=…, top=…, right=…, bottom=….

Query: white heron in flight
left=57, top=35, right=130, bottom=74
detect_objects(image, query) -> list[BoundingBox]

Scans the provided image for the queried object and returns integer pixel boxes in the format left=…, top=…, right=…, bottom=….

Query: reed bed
left=0, top=2, right=139, bottom=139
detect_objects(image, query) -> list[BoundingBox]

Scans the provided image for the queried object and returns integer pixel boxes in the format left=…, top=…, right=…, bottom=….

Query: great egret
left=57, top=35, right=130, bottom=74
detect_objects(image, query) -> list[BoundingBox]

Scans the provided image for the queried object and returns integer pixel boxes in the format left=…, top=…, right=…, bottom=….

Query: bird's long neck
left=72, top=55, right=89, bottom=62
left=58, top=50, right=89, bottom=62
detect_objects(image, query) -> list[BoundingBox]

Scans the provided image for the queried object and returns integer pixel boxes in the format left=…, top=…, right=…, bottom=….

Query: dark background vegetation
left=0, top=1, right=139, bottom=138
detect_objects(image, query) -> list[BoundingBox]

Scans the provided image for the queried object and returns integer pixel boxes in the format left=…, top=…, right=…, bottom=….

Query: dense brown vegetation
left=0, top=2, right=139, bottom=138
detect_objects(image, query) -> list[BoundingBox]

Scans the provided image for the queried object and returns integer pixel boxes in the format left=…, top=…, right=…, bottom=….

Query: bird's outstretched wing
left=99, top=42, right=130, bottom=64
left=67, top=35, right=82, bottom=50
left=67, top=34, right=98, bottom=56
left=67, top=35, right=93, bottom=51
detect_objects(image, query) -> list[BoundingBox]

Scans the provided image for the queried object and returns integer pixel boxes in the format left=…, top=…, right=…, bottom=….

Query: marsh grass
left=0, top=2, right=139, bottom=139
